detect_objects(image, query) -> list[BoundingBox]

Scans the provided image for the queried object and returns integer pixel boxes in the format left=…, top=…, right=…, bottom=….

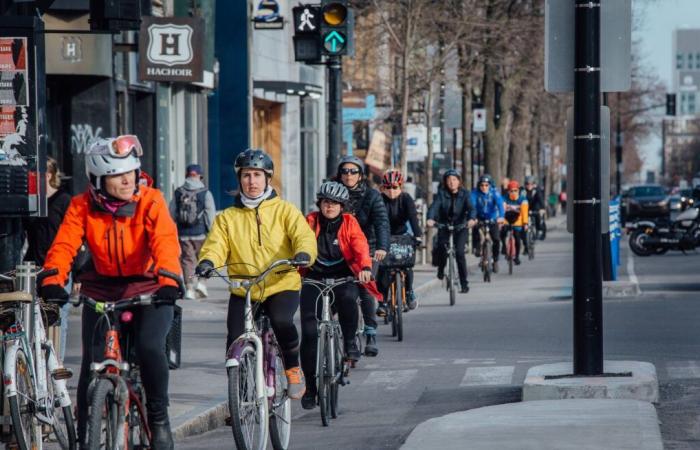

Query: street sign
left=473, top=108, right=486, bottom=132
left=253, top=0, right=284, bottom=30
left=139, top=17, right=204, bottom=83
left=545, top=0, right=631, bottom=93
left=566, top=106, right=611, bottom=233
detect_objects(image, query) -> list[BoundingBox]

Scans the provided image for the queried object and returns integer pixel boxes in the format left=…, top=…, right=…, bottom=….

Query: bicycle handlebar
left=76, top=293, right=169, bottom=313
left=216, top=258, right=301, bottom=290
left=302, top=276, right=357, bottom=289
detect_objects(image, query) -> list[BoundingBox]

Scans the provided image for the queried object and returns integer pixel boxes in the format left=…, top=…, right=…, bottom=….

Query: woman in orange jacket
left=299, top=181, right=381, bottom=410
left=38, top=135, right=182, bottom=449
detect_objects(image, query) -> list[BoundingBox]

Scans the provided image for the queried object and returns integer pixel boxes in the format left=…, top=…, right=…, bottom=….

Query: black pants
left=300, top=281, right=359, bottom=390
left=227, top=290, right=300, bottom=369
left=472, top=223, right=501, bottom=261
left=358, top=259, right=378, bottom=332
left=377, top=266, right=414, bottom=299
left=501, top=227, right=527, bottom=257
left=77, top=304, right=173, bottom=442
left=435, top=228, right=469, bottom=284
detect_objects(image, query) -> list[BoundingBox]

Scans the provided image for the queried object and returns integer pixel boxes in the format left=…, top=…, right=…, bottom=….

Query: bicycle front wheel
left=317, top=327, right=332, bottom=427
left=448, top=255, right=456, bottom=306
left=8, top=348, right=40, bottom=450
left=269, top=346, right=291, bottom=450
left=483, top=244, right=491, bottom=283
left=330, top=326, right=343, bottom=419
left=228, top=344, right=268, bottom=450
left=87, top=377, right=123, bottom=450
left=507, top=236, right=515, bottom=275
left=528, top=230, right=536, bottom=260
left=395, top=273, right=404, bottom=341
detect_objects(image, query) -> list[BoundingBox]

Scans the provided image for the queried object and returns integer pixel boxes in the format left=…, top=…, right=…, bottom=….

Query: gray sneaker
left=285, top=367, right=306, bottom=400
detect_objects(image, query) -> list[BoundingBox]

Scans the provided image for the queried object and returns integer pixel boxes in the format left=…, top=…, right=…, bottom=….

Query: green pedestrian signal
left=323, top=30, right=346, bottom=54
left=320, top=0, right=352, bottom=56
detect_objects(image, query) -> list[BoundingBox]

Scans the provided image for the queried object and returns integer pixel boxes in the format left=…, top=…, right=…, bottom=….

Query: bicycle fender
left=226, top=338, right=255, bottom=366
left=3, top=342, right=23, bottom=397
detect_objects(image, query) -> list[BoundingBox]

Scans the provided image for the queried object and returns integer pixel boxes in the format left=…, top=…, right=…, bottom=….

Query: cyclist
left=471, top=174, right=505, bottom=273
left=502, top=180, right=529, bottom=265
left=195, top=148, right=317, bottom=401
left=38, top=135, right=183, bottom=449
left=336, top=156, right=389, bottom=357
left=377, top=169, right=422, bottom=312
left=427, top=169, right=477, bottom=293
left=299, top=181, right=378, bottom=409
left=524, top=175, right=547, bottom=240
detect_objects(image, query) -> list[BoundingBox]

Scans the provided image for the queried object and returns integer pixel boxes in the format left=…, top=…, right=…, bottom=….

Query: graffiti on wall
left=70, top=123, right=103, bottom=155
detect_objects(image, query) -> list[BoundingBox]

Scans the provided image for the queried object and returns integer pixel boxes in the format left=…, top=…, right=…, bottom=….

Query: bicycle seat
left=0, top=291, right=33, bottom=303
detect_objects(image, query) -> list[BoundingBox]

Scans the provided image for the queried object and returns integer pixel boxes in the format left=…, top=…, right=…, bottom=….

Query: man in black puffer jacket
left=336, top=156, right=389, bottom=357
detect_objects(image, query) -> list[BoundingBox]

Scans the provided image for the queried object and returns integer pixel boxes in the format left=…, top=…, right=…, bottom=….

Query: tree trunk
left=425, top=88, right=435, bottom=206
left=398, top=12, right=412, bottom=174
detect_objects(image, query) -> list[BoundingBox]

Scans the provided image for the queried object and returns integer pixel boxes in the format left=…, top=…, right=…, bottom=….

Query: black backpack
left=176, top=187, right=205, bottom=226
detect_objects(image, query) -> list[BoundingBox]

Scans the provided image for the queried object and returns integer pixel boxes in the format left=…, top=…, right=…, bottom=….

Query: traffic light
left=293, top=5, right=322, bottom=62
left=666, top=93, right=676, bottom=116
left=320, top=0, right=352, bottom=56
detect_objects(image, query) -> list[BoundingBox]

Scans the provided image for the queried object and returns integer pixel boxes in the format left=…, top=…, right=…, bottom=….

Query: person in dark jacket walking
left=336, top=156, right=389, bottom=357
left=427, top=169, right=477, bottom=293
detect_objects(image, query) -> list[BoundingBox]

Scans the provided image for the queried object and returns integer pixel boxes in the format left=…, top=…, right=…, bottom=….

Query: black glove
left=39, top=284, right=69, bottom=304
left=292, top=252, right=312, bottom=268
left=195, top=259, right=215, bottom=278
left=155, top=285, right=180, bottom=305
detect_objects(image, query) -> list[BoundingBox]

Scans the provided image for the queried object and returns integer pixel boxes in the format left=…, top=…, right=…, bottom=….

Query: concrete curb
left=603, top=280, right=641, bottom=297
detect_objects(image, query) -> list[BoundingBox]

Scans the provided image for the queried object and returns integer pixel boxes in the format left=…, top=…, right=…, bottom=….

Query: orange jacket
left=304, top=212, right=383, bottom=301
left=42, top=186, right=182, bottom=288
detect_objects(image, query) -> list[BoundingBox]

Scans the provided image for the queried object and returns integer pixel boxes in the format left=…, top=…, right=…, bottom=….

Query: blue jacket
left=471, top=188, right=505, bottom=221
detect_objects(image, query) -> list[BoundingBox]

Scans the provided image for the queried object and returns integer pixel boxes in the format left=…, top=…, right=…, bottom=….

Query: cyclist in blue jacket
left=471, top=174, right=505, bottom=273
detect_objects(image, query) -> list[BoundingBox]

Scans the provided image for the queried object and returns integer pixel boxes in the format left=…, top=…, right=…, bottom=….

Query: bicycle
left=0, top=264, right=76, bottom=450
left=71, top=269, right=183, bottom=450
left=302, top=277, right=357, bottom=426
left=526, top=212, right=537, bottom=261
left=502, top=220, right=518, bottom=275
left=211, top=258, right=305, bottom=450
left=381, top=234, right=417, bottom=340
left=437, top=224, right=461, bottom=306
left=476, top=220, right=495, bottom=283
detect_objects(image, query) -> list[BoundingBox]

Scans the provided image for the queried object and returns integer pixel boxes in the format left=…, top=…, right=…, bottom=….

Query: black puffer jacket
left=427, top=187, right=476, bottom=226
left=345, top=182, right=390, bottom=252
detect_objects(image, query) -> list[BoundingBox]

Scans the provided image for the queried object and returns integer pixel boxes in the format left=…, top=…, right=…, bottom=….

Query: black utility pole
left=327, top=56, right=342, bottom=176
left=470, top=125, right=475, bottom=188
left=573, top=0, right=603, bottom=375
left=615, top=92, right=623, bottom=196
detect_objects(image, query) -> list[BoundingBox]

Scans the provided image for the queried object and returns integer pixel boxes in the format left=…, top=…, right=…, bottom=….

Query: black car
left=622, top=185, right=670, bottom=222
left=679, top=188, right=696, bottom=211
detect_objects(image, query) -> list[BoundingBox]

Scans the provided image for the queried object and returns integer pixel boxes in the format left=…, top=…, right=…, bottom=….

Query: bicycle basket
left=380, top=235, right=416, bottom=269
left=165, top=304, right=182, bottom=370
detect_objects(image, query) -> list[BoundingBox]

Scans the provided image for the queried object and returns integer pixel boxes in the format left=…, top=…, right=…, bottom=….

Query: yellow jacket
left=199, top=192, right=317, bottom=300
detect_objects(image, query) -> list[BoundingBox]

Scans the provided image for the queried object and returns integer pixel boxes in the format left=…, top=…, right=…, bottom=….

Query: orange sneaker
left=285, top=367, right=306, bottom=400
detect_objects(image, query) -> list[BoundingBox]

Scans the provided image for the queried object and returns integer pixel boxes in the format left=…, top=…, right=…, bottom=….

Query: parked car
left=679, top=188, right=696, bottom=211
left=622, top=185, right=670, bottom=222
left=669, top=194, right=682, bottom=212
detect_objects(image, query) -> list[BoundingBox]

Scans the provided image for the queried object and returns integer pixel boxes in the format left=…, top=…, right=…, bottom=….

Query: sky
left=633, top=0, right=700, bottom=179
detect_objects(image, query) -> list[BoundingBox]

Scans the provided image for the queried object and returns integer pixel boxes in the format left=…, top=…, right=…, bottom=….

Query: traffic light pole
left=573, top=0, right=603, bottom=375
left=616, top=92, right=622, bottom=196
left=327, top=56, right=343, bottom=176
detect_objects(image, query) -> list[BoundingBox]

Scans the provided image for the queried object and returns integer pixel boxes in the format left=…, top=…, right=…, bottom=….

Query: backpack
left=176, top=187, right=205, bottom=226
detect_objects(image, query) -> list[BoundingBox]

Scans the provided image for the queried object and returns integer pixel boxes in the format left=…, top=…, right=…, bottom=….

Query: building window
left=689, top=53, right=695, bottom=69
left=689, top=93, right=696, bottom=115
left=677, top=53, right=684, bottom=69
left=300, top=98, right=319, bottom=214
left=696, top=53, right=700, bottom=69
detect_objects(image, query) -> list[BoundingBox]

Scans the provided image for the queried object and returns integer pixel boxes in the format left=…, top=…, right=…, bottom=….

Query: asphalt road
left=177, top=224, right=700, bottom=449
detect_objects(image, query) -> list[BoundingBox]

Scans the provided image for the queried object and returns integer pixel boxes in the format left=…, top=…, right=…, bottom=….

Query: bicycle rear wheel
left=87, top=377, right=123, bottom=450
left=8, top=348, right=40, bottom=450
left=269, top=346, right=291, bottom=450
left=395, top=273, right=404, bottom=341
left=317, top=327, right=332, bottom=427
left=228, top=344, right=268, bottom=450
left=127, top=383, right=149, bottom=450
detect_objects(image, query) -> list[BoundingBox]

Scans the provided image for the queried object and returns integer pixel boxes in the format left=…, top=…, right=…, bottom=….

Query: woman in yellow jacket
left=195, top=149, right=317, bottom=400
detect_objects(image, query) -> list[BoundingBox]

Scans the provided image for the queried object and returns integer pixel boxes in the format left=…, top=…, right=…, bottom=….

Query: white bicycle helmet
left=85, top=135, right=142, bottom=190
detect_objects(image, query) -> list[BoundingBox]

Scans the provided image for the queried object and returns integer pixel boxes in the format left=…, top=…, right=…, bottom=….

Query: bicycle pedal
left=51, top=367, right=73, bottom=380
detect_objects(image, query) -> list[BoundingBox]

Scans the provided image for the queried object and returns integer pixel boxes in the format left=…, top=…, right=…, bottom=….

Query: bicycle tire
left=528, top=230, right=535, bottom=260
left=228, top=344, right=268, bottom=450
left=269, top=347, right=291, bottom=450
left=449, top=254, right=456, bottom=306
left=395, top=272, right=404, bottom=340
left=87, top=377, right=122, bottom=450
left=317, top=327, right=331, bottom=427
left=45, top=355, right=77, bottom=450
left=330, top=326, right=343, bottom=419
left=483, top=244, right=491, bottom=283
left=507, top=234, right=515, bottom=275
left=8, top=348, right=39, bottom=450
left=127, top=383, right=149, bottom=450
left=388, top=284, right=397, bottom=338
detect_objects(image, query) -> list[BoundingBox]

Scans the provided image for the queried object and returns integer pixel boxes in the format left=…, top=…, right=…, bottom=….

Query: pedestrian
left=548, top=192, right=558, bottom=217
left=170, top=163, right=216, bottom=300
left=22, top=156, right=72, bottom=360
left=559, top=190, right=567, bottom=211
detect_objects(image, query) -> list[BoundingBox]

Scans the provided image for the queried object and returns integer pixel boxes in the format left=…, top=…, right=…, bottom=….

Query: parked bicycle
left=66, top=269, right=183, bottom=450
left=302, top=277, right=357, bottom=426
left=211, top=259, right=305, bottom=450
left=437, top=224, right=461, bottom=306
left=0, top=264, right=76, bottom=450
left=476, top=220, right=496, bottom=283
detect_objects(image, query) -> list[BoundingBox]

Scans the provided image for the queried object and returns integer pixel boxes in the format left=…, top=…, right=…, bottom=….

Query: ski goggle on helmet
left=88, top=135, right=144, bottom=159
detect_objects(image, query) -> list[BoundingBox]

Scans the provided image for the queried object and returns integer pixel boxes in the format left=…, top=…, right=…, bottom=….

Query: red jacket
left=304, top=212, right=383, bottom=301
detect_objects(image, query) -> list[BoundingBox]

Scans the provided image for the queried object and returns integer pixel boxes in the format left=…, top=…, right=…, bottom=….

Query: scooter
left=628, top=207, right=700, bottom=256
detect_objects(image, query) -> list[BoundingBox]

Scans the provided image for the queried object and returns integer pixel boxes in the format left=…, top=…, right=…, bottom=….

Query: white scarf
left=240, top=185, right=273, bottom=209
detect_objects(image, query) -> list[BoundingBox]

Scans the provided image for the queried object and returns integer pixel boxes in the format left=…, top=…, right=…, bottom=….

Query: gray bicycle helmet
left=234, top=148, right=274, bottom=177
left=337, top=155, right=365, bottom=175
left=317, top=181, right=350, bottom=205
left=524, top=175, right=537, bottom=185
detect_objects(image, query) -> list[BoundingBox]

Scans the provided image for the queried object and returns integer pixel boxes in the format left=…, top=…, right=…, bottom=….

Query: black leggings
left=435, top=227, right=469, bottom=283
left=77, top=304, right=173, bottom=441
left=227, top=290, right=300, bottom=369
left=300, top=281, right=359, bottom=389
left=472, top=222, right=501, bottom=261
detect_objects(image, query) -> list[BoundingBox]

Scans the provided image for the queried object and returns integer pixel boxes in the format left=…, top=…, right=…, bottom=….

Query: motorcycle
left=628, top=206, right=700, bottom=256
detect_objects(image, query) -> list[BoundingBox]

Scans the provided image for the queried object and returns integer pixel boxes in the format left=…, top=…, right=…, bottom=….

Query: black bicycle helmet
left=317, top=181, right=350, bottom=205
left=478, top=174, right=494, bottom=187
left=337, top=155, right=365, bottom=175
left=443, top=169, right=462, bottom=182
left=234, top=148, right=274, bottom=177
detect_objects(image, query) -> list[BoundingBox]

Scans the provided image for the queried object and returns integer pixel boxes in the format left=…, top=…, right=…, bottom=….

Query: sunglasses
left=340, top=168, right=361, bottom=175
left=509, top=189, right=520, bottom=193
left=384, top=185, right=401, bottom=190
left=479, top=183, right=490, bottom=187
left=90, top=135, right=143, bottom=158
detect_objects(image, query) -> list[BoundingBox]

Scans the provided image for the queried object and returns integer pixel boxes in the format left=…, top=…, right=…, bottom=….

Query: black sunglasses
left=340, top=168, right=361, bottom=175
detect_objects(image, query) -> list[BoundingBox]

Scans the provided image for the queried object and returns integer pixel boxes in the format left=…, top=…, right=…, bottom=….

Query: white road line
left=460, top=366, right=515, bottom=386
left=667, top=361, right=700, bottom=380
left=361, top=369, right=418, bottom=390
left=452, top=358, right=497, bottom=365
left=627, top=249, right=640, bottom=291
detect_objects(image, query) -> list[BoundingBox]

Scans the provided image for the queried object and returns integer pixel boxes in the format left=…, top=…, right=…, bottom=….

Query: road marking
left=460, top=366, right=515, bottom=386
left=627, top=250, right=641, bottom=292
left=667, top=361, right=700, bottom=380
left=361, top=369, right=418, bottom=390
left=453, top=358, right=496, bottom=365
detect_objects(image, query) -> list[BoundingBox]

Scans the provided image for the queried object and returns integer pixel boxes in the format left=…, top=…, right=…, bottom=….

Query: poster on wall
left=0, top=37, right=29, bottom=166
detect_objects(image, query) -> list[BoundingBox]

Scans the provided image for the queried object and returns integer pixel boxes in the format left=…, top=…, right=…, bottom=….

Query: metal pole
left=247, top=0, right=254, bottom=147
left=327, top=56, right=343, bottom=176
left=661, top=118, right=666, bottom=181
left=616, top=92, right=622, bottom=196
left=470, top=125, right=475, bottom=188
left=573, top=0, right=603, bottom=375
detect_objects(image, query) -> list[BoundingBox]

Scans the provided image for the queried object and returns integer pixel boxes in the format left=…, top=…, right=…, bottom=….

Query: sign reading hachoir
left=139, top=17, right=204, bottom=83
